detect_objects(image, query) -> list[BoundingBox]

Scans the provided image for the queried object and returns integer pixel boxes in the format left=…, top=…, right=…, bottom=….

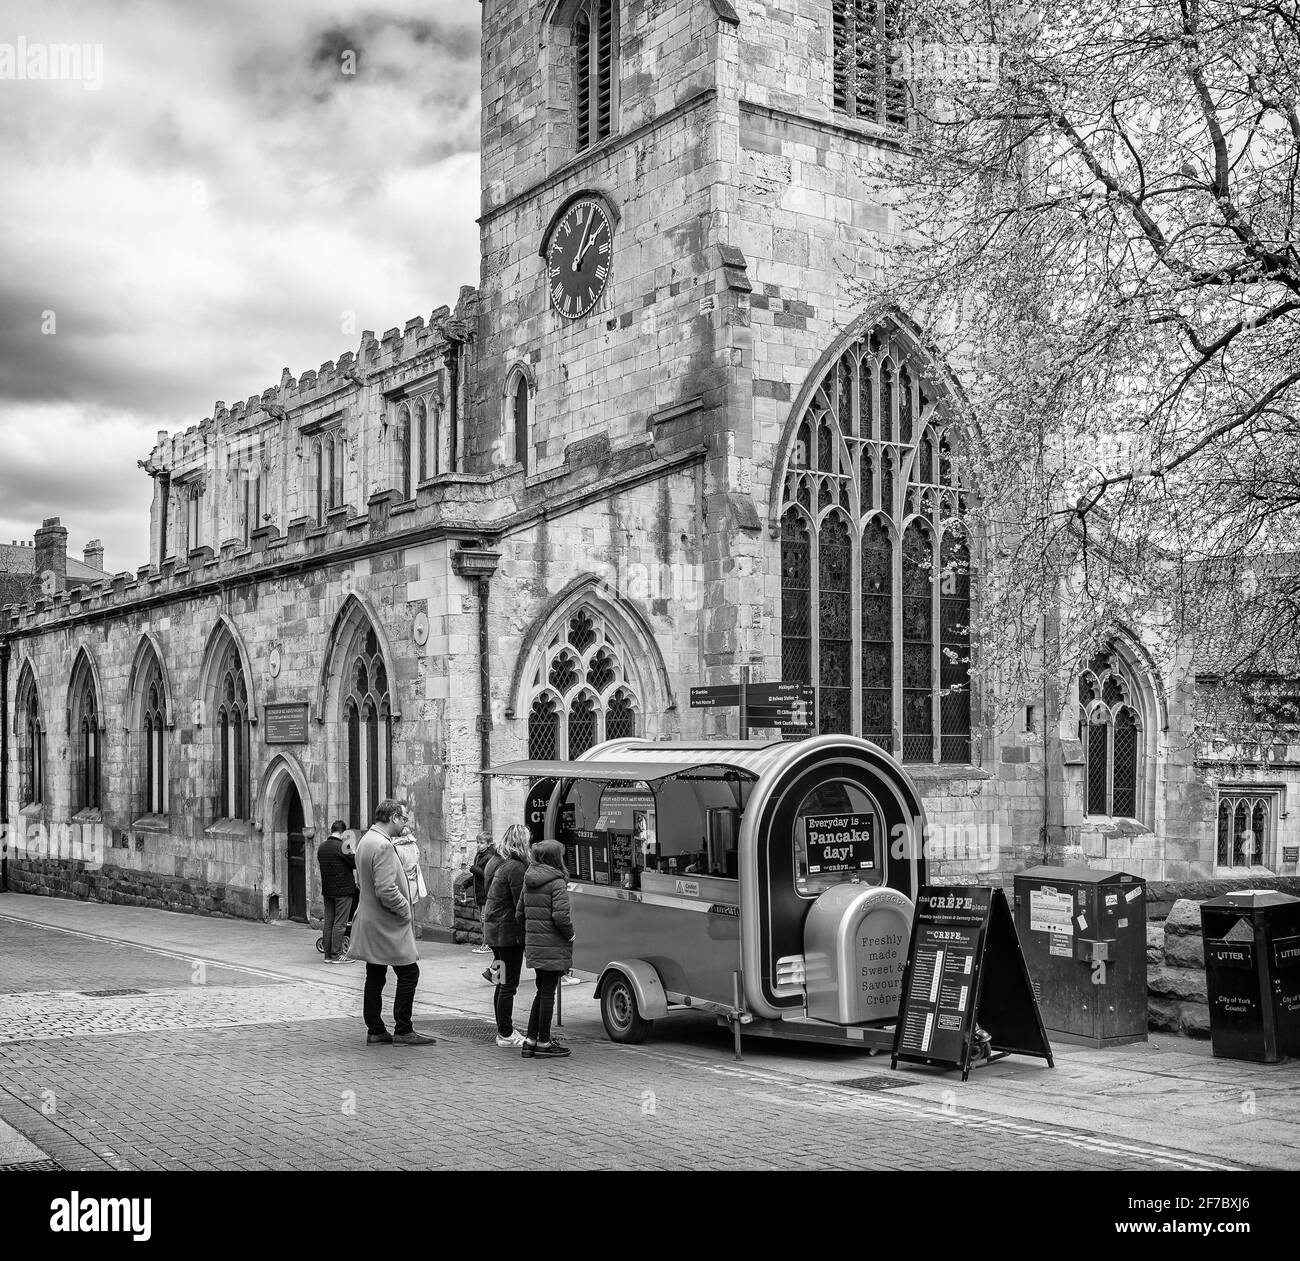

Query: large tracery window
left=16, top=664, right=44, bottom=807
left=1078, top=650, right=1144, bottom=821
left=69, top=653, right=101, bottom=813
left=569, top=0, right=617, bottom=152
left=214, top=638, right=250, bottom=820
left=344, top=627, right=394, bottom=830
left=526, top=606, right=640, bottom=759
left=779, top=325, right=971, bottom=763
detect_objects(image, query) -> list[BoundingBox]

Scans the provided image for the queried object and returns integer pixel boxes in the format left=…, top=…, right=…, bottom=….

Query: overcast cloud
left=0, top=0, right=481, bottom=572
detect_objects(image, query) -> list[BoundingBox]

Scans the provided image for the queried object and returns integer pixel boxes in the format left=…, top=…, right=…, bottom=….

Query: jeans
left=364, top=962, right=420, bottom=1036
left=491, top=945, right=525, bottom=1037
left=525, top=969, right=562, bottom=1043
left=321, top=895, right=351, bottom=959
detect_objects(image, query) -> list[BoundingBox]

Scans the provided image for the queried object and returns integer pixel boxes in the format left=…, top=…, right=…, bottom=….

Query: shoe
left=366, top=1032, right=393, bottom=1045
left=520, top=1039, right=536, bottom=1059
left=482, top=968, right=494, bottom=983
left=560, top=972, right=583, bottom=986
left=495, top=1030, right=527, bottom=1048
left=471, top=943, right=491, bottom=954
left=393, top=1030, right=437, bottom=1046
left=533, top=1039, right=571, bottom=1058
left=338, top=955, right=360, bottom=964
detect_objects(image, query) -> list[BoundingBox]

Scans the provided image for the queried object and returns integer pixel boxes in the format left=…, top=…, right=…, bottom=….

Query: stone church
left=3, top=0, right=1297, bottom=935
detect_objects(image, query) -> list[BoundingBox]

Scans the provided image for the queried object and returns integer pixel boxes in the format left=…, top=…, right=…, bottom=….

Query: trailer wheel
left=601, top=973, right=652, bottom=1044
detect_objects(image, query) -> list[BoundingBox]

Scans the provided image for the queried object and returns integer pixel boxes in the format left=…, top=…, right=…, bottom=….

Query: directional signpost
left=689, top=675, right=815, bottom=737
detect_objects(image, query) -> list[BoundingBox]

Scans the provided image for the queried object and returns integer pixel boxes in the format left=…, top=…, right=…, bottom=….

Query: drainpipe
left=1, top=628, right=10, bottom=846
left=452, top=543, right=501, bottom=841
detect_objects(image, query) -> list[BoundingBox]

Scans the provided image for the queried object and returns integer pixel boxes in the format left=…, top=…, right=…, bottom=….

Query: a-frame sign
left=891, top=885, right=1054, bottom=1081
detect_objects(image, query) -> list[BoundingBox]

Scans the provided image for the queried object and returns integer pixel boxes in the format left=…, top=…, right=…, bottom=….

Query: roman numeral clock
left=546, top=196, right=613, bottom=320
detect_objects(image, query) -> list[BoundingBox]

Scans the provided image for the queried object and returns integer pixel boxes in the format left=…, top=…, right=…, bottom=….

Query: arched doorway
left=286, top=787, right=307, bottom=922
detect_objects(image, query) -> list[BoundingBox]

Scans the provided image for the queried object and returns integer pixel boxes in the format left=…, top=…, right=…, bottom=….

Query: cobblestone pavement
left=0, top=914, right=1248, bottom=1172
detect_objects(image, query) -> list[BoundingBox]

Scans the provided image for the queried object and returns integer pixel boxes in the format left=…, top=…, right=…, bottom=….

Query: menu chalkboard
left=610, top=833, right=634, bottom=873
left=892, top=886, right=1053, bottom=1081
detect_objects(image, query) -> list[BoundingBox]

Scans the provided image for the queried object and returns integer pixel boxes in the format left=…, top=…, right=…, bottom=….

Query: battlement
left=147, top=287, right=479, bottom=473
left=4, top=424, right=697, bottom=638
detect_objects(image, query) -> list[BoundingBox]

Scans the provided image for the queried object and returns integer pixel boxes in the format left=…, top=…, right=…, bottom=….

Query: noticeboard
left=264, top=703, right=309, bottom=744
left=892, top=886, right=1054, bottom=1081
left=805, top=813, right=875, bottom=874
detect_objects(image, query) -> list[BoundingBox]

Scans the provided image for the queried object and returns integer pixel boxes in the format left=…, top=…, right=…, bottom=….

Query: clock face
left=546, top=197, right=613, bottom=320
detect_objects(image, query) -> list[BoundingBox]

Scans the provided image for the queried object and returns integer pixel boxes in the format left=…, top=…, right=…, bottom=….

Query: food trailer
left=488, top=735, right=928, bottom=1053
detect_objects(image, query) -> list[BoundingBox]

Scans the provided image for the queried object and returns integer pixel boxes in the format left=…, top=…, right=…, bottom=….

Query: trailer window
left=555, top=773, right=752, bottom=882
left=792, top=779, right=883, bottom=896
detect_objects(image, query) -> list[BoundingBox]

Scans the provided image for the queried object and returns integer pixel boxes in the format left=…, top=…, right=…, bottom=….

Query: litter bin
left=1200, top=890, right=1300, bottom=1063
left=1013, top=866, right=1147, bottom=1047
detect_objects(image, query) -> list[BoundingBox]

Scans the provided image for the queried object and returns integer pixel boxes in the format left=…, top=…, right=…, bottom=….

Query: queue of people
left=337, top=804, right=579, bottom=1059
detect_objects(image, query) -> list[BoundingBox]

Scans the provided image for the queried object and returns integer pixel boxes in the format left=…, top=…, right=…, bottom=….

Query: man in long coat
left=349, top=800, right=436, bottom=1046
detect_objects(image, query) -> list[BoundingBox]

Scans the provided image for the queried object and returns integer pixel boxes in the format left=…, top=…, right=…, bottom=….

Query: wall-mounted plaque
left=264, top=702, right=309, bottom=744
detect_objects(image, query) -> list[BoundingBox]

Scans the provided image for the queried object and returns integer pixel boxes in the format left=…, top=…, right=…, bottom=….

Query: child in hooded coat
left=514, top=839, right=574, bottom=1058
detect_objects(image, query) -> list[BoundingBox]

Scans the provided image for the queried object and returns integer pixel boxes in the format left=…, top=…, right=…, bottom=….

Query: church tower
left=474, top=0, right=766, bottom=718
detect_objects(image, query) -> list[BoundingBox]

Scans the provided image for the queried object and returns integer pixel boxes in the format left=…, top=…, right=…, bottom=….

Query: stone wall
left=9, top=856, right=261, bottom=920
left=1144, top=877, right=1300, bottom=1035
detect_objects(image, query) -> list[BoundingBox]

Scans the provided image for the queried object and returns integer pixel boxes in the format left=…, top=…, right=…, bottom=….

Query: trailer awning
left=484, top=758, right=743, bottom=782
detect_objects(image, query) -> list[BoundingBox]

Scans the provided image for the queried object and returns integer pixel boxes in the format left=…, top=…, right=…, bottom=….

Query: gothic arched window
left=16, top=664, right=43, bottom=807
left=69, top=652, right=101, bottom=812
left=215, top=638, right=250, bottom=820
left=414, top=398, right=429, bottom=483
left=526, top=605, right=640, bottom=758
left=779, top=323, right=971, bottom=762
left=509, top=369, right=531, bottom=475
left=131, top=645, right=168, bottom=817
left=397, top=403, right=413, bottom=500
left=568, top=0, right=617, bottom=152
left=1216, top=790, right=1277, bottom=869
left=1077, top=649, right=1145, bottom=821
left=344, top=627, right=393, bottom=830
left=311, top=429, right=342, bottom=524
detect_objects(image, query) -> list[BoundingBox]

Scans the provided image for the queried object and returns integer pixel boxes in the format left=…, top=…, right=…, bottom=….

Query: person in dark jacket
left=469, top=835, right=495, bottom=954
left=317, top=819, right=358, bottom=963
left=483, top=823, right=530, bottom=1046
left=515, top=839, right=574, bottom=1059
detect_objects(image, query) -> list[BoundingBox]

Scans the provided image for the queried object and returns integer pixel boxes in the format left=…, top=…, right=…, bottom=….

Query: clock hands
left=572, top=205, right=595, bottom=273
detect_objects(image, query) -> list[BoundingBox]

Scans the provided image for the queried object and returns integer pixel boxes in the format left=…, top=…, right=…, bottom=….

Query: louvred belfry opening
left=569, top=0, right=617, bottom=153
left=596, top=0, right=614, bottom=141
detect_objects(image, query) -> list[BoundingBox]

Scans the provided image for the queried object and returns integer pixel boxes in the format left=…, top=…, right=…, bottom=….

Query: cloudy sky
left=0, top=0, right=481, bottom=573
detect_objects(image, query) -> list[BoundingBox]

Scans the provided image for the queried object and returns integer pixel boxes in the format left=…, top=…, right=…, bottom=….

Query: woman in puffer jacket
left=514, top=838, right=574, bottom=1059
left=483, top=823, right=530, bottom=1047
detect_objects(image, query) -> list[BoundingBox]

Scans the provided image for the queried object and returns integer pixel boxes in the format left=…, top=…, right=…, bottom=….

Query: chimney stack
left=84, top=539, right=105, bottom=571
left=34, top=517, right=67, bottom=594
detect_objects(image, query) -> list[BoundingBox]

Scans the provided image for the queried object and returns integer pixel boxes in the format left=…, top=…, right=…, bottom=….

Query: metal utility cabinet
left=1013, top=866, right=1148, bottom=1048
left=1200, top=890, right=1300, bottom=1063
